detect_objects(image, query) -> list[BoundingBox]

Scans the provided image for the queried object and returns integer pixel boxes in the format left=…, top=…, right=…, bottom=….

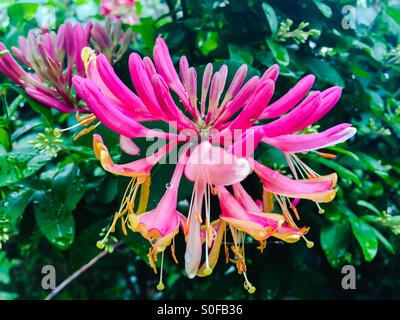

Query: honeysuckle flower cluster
left=72, top=37, right=356, bottom=292
left=100, top=0, right=139, bottom=25
left=0, top=20, right=132, bottom=113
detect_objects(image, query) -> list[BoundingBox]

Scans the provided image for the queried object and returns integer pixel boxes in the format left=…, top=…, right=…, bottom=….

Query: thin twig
left=45, top=242, right=122, bottom=300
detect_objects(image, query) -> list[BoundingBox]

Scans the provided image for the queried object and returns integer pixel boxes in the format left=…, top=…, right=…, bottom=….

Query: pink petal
left=184, top=141, right=251, bottom=186
left=73, top=76, right=174, bottom=139
left=153, top=37, right=189, bottom=107
left=260, top=75, right=315, bottom=119
left=93, top=134, right=177, bottom=177
left=128, top=52, right=165, bottom=117
left=232, top=183, right=261, bottom=212
left=260, top=64, right=279, bottom=82
left=25, top=87, right=72, bottom=113
left=212, top=75, right=259, bottom=128
left=96, top=54, right=149, bottom=113
left=217, top=186, right=283, bottom=241
left=227, top=79, right=274, bottom=130
left=263, top=123, right=357, bottom=153
left=262, top=91, right=321, bottom=137
left=251, top=159, right=337, bottom=202
left=120, top=135, right=141, bottom=156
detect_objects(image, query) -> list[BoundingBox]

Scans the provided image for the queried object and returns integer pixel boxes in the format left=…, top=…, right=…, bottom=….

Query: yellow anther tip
left=318, top=209, right=325, bottom=214
left=248, top=287, right=256, bottom=294
left=53, top=128, right=61, bottom=137
left=203, top=268, right=213, bottom=276
left=306, top=241, right=315, bottom=249
left=96, top=241, right=105, bottom=249
left=156, top=283, right=165, bottom=291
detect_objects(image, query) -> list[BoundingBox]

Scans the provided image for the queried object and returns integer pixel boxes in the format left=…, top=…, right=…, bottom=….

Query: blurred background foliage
left=0, top=0, right=400, bottom=300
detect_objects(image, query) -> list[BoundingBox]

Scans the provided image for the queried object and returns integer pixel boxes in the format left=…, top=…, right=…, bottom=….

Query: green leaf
left=0, top=148, right=51, bottom=187
left=327, top=146, right=359, bottom=161
left=350, top=218, right=378, bottom=262
left=52, top=163, right=86, bottom=212
left=304, top=57, right=345, bottom=87
left=320, top=222, right=351, bottom=268
left=228, top=44, right=254, bottom=65
left=69, top=219, right=107, bottom=269
left=357, top=200, right=381, bottom=215
left=198, top=31, right=218, bottom=56
left=374, top=229, right=395, bottom=254
left=386, top=7, right=400, bottom=25
left=0, top=291, right=18, bottom=300
left=266, top=38, right=289, bottom=66
left=33, top=190, right=75, bottom=250
left=312, top=156, right=362, bottom=186
left=124, top=232, right=152, bottom=264
left=0, top=189, right=33, bottom=223
left=313, top=0, right=332, bottom=18
left=0, top=128, right=9, bottom=150
left=10, top=86, right=53, bottom=126
left=262, top=3, right=278, bottom=33
left=7, top=2, right=39, bottom=26
left=0, top=252, right=12, bottom=284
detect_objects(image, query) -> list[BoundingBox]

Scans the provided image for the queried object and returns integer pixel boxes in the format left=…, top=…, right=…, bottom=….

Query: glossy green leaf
left=266, top=38, right=289, bottom=66
left=304, top=57, right=345, bottom=87
left=312, top=156, right=362, bottom=186
left=350, top=218, right=378, bottom=262
left=0, top=189, right=32, bottom=223
left=229, top=44, right=254, bottom=65
left=0, top=148, right=51, bottom=187
left=262, top=3, right=278, bottom=33
left=33, top=190, right=75, bottom=250
left=313, top=0, right=332, bottom=18
left=320, top=222, right=351, bottom=268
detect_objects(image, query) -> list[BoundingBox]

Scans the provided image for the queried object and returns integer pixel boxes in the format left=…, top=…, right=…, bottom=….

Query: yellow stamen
left=315, top=151, right=337, bottom=159
left=73, top=122, right=100, bottom=141
left=171, top=237, right=178, bottom=264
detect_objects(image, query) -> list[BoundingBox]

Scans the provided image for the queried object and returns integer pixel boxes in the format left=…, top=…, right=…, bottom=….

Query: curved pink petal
left=128, top=52, right=166, bottom=117
left=25, top=87, right=73, bottom=113
left=251, top=159, right=337, bottom=202
left=260, top=74, right=315, bottom=119
left=261, top=64, right=280, bottom=82
left=184, top=141, right=251, bottom=186
left=93, top=134, right=177, bottom=177
left=130, top=150, right=188, bottom=253
left=262, top=91, right=321, bottom=137
left=153, top=37, right=190, bottom=111
left=227, top=79, right=274, bottom=130
left=120, top=135, right=141, bottom=156
left=96, top=54, right=149, bottom=114
left=73, top=76, right=175, bottom=139
left=263, top=123, right=357, bottom=153
left=216, top=186, right=283, bottom=241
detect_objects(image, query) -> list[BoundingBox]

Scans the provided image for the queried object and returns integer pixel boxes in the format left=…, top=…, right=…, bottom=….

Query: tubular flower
left=100, top=0, right=139, bottom=25
left=73, top=37, right=356, bottom=292
left=0, top=20, right=132, bottom=113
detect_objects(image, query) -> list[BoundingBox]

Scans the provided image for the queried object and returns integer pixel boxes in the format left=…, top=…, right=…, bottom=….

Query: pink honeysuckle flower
left=0, top=20, right=132, bottom=115
left=100, top=0, right=139, bottom=25
left=72, top=37, right=356, bottom=293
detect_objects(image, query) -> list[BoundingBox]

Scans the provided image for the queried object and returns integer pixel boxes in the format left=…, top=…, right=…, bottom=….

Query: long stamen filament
left=156, top=251, right=165, bottom=291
